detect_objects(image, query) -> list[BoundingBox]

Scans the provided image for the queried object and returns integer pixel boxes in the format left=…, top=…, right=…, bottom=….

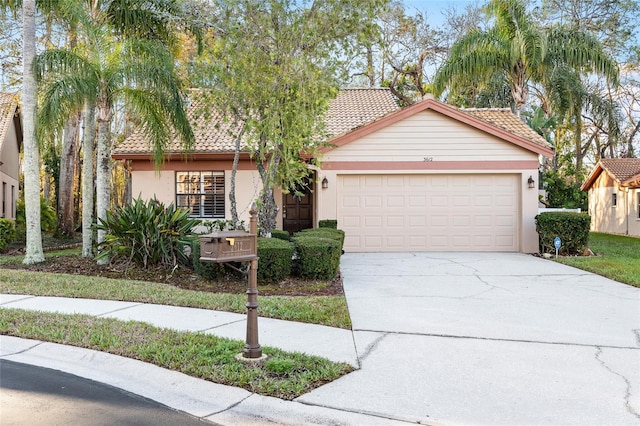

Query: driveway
left=297, top=252, right=640, bottom=425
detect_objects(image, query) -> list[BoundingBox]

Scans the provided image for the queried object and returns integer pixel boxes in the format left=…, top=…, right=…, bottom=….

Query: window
left=176, top=171, right=225, bottom=218
left=612, top=193, right=617, bottom=207
left=637, top=192, right=640, bottom=219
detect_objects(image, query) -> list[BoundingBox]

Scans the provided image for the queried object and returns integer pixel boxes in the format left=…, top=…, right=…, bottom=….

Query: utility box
left=199, top=231, right=257, bottom=263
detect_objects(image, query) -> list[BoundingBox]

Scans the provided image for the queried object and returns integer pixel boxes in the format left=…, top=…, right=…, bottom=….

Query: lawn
left=0, top=244, right=353, bottom=399
left=0, top=243, right=351, bottom=328
left=0, top=268, right=351, bottom=329
left=0, top=308, right=352, bottom=400
left=556, top=232, right=640, bottom=288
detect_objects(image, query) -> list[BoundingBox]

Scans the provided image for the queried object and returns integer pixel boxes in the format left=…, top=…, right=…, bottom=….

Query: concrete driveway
left=297, top=252, right=640, bottom=425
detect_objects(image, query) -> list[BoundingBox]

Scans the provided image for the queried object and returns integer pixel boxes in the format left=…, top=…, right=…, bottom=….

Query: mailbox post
left=244, top=204, right=261, bottom=358
left=199, top=203, right=262, bottom=359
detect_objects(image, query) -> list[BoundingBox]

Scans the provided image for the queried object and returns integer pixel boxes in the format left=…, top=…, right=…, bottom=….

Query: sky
left=403, top=0, right=479, bottom=26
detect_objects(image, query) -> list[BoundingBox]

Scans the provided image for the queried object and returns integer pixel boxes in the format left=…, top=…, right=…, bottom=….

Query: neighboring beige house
left=113, top=89, right=553, bottom=253
left=581, top=158, right=640, bottom=237
left=0, top=92, right=21, bottom=220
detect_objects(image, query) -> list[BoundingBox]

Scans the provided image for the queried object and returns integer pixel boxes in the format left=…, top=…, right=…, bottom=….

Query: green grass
left=556, top=232, right=640, bottom=288
left=0, top=308, right=352, bottom=400
left=0, top=247, right=82, bottom=264
left=0, top=269, right=351, bottom=329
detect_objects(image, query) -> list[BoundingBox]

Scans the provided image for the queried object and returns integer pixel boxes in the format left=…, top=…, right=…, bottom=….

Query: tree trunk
left=575, top=114, right=584, bottom=175
left=57, top=112, right=80, bottom=236
left=366, top=44, right=375, bottom=87
left=22, top=0, right=44, bottom=264
left=512, top=64, right=528, bottom=118
left=256, top=152, right=280, bottom=237
left=82, top=104, right=96, bottom=258
left=95, top=103, right=111, bottom=264
left=229, top=126, right=245, bottom=228
left=123, top=162, right=132, bottom=205
left=626, top=120, right=640, bottom=157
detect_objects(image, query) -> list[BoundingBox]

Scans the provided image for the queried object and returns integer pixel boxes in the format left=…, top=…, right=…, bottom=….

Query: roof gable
left=320, top=95, right=553, bottom=157
left=0, top=92, right=21, bottom=153
left=581, top=158, right=640, bottom=190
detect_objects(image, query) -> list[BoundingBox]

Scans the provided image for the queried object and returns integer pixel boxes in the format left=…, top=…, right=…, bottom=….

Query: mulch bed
left=1, top=255, right=344, bottom=297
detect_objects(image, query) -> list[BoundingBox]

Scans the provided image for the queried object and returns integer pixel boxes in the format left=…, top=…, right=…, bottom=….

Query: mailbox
left=199, top=230, right=257, bottom=263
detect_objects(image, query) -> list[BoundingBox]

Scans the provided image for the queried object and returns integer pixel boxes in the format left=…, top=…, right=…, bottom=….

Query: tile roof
left=0, top=92, right=19, bottom=149
left=114, top=89, right=551, bottom=157
left=114, top=88, right=400, bottom=155
left=461, top=108, right=552, bottom=151
left=325, top=88, right=400, bottom=137
left=600, top=158, right=640, bottom=185
left=115, top=90, right=242, bottom=154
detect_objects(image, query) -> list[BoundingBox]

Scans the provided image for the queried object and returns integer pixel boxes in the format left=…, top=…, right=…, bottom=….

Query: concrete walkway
left=2, top=252, right=639, bottom=425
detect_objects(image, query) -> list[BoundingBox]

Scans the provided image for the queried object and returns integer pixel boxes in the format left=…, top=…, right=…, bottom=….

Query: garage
left=338, top=173, right=520, bottom=252
left=316, top=92, right=554, bottom=253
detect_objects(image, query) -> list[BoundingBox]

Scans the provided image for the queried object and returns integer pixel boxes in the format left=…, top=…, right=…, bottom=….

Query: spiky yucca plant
left=95, top=198, right=199, bottom=269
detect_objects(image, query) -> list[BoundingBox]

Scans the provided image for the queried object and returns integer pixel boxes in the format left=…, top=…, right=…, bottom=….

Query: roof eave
left=112, top=151, right=252, bottom=161
left=622, top=172, right=640, bottom=188
left=580, top=162, right=631, bottom=191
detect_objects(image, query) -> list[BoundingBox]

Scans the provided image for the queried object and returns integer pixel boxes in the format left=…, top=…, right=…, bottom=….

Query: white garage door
left=338, top=174, right=520, bottom=252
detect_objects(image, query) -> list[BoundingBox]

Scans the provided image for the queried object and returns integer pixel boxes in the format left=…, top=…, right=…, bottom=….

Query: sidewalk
left=0, top=294, right=403, bottom=426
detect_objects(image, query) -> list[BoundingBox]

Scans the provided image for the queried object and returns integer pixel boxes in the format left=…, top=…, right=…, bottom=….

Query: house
left=113, top=89, right=553, bottom=253
left=0, top=92, right=21, bottom=221
left=581, top=158, right=640, bottom=237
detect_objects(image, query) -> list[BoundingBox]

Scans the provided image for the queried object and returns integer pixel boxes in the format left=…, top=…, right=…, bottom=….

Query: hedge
left=296, top=228, right=345, bottom=249
left=257, top=237, right=294, bottom=283
left=535, top=212, right=591, bottom=255
left=271, top=229, right=290, bottom=241
left=292, top=235, right=341, bottom=279
left=189, top=237, right=226, bottom=280
left=318, top=220, right=337, bottom=229
left=0, top=219, right=16, bottom=252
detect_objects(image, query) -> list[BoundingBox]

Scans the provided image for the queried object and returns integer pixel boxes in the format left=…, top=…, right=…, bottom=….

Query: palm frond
left=33, top=48, right=98, bottom=82
left=546, top=27, right=619, bottom=85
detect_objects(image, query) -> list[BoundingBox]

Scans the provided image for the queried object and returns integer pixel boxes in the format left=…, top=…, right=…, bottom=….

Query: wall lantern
left=321, top=177, right=329, bottom=189
left=527, top=175, right=535, bottom=189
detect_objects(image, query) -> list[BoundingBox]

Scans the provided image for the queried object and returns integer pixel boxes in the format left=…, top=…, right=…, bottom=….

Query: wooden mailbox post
left=199, top=203, right=261, bottom=359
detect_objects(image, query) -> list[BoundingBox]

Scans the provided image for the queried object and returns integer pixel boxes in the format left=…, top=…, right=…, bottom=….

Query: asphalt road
left=0, top=360, right=216, bottom=425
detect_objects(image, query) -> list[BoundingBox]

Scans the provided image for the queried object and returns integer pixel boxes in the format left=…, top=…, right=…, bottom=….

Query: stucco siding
left=0, top=122, right=19, bottom=219
left=587, top=172, right=639, bottom=236
left=629, top=189, right=640, bottom=236
left=130, top=168, right=282, bottom=228
left=131, top=171, right=175, bottom=206
left=0, top=122, right=19, bottom=178
left=323, top=110, right=535, bottom=163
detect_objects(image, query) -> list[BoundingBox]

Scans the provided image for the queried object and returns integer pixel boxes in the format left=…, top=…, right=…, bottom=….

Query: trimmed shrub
left=535, top=212, right=591, bottom=255
left=257, top=237, right=294, bottom=283
left=190, top=237, right=226, bottom=280
left=292, top=235, right=341, bottom=279
left=95, top=198, right=199, bottom=268
left=318, top=219, right=337, bottom=229
left=297, top=227, right=345, bottom=249
left=271, top=229, right=290, bottom=241
left=0, top=219, right=16, bottom=252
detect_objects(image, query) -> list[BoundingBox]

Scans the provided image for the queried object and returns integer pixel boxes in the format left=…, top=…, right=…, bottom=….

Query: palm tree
left=544, top=67, right=622, bottom=173
left=34, top=26, right=193, bottom=262
left=433, top=0, right=618, bottom=117
left=21, top=0, right=45, bottom=264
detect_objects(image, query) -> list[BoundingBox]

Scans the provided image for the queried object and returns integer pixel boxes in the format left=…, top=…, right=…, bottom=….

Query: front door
left=282, top=177, right=314, bottom=235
